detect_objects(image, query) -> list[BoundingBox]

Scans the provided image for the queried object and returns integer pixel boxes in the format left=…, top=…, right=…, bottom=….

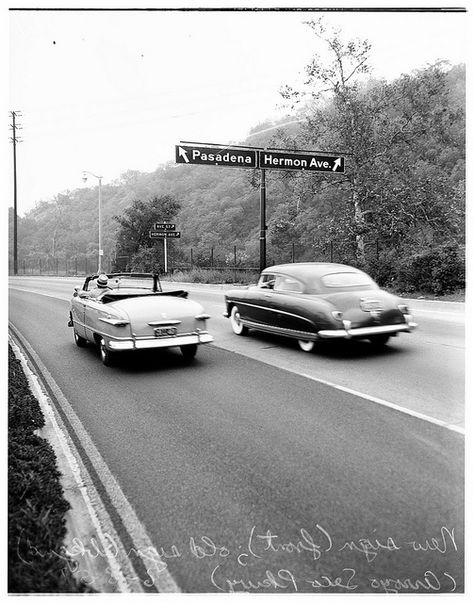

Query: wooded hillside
left=9, top=28, right=465, bottom=295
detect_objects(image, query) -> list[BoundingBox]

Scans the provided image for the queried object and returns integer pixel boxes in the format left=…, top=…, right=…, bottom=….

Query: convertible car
left=224, top=263, right=417, bottom=352
left=68, top=273, right=213, bottom=365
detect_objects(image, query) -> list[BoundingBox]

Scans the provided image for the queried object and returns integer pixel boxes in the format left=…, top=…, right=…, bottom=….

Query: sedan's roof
left=262, top=262, right=362, bottom=278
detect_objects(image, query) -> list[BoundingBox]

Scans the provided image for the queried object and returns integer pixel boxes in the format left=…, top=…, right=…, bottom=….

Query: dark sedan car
left=224, top=262, right=417, bottom=352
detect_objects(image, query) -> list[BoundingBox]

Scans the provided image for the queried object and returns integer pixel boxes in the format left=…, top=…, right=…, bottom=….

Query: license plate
left=360, top=299, right=384, bottom=312
left=154, top=327, right=177, bottom=337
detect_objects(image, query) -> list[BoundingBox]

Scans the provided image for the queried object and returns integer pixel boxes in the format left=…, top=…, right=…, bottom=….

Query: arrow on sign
left=177, top=147, right=189, bottom=163
left=332, top=158, right=342, bottom=172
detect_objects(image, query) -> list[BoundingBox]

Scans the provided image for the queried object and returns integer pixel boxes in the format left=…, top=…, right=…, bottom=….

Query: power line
left=9, top=110, right=22, bottom=276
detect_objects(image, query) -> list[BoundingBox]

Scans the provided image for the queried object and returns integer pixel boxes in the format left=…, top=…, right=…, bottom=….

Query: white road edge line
left=9, top=333, right=135, bottom=593
left=296, top=370, right=465, bottom=435
left=9, top=326, right=181, bottom=594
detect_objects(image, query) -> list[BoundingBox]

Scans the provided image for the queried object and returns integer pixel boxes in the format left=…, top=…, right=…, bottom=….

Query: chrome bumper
left=109, top=332, right=214, bottom=351
left=318, top=316, right=417, bottom=340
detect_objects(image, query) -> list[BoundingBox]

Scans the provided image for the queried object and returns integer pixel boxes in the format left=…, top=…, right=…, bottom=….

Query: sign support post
left=260, top=168, right=266, bottom=272
left=163, top=218, right=168, bottom=273
left=149, top=221, right=181, bottom=273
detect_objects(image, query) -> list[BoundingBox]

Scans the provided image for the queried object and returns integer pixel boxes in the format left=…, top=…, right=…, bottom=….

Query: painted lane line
left=217, top=341, right=465, bottom=435
left=296, top=370, right=465, bottom=435
left=9, top=286, right=464, bottom=435
left=9, top=323, right=181, bottom=594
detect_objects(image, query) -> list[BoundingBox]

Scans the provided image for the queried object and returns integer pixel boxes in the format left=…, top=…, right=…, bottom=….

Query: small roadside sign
left=153, top=223, right=176, bottom=230
left=149, top=231, right=181, bottom=239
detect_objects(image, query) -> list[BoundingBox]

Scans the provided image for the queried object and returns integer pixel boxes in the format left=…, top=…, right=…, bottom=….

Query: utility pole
left=9, top=111, right=22, bottom=275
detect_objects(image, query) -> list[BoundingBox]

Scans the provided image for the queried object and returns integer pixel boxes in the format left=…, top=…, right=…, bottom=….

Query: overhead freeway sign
left=176, top=143, right=344, bottom=173
left=259, top=150, right=345, bottom=173
left=175, top=140, right=347, bottom=272
left=176, top=144, right=258, bottom=169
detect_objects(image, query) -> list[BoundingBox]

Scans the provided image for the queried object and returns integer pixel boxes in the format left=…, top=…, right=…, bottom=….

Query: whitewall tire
left=100, top=339, right=114, bottom=366
left=298, top=339, right=315, bottom=353
left=73, top=330, right=87, bottom=347
left=230, top=306, right=248, bottom=336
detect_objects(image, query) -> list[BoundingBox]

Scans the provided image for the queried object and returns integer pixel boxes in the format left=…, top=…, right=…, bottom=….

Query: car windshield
left=87, top=274, right=159, bottom=291
left=107, top=276, right=154, bottom=290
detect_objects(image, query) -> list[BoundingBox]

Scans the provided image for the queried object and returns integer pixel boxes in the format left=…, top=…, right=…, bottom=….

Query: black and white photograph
left=7, top=0, right=468, bottom=597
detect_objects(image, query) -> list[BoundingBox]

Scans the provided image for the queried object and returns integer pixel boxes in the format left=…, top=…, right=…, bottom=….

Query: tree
left=114, top=194, right=181, bottom=270
left=280, top=19, right=464, bottom=266
left=280, top=18, right=374, bottom=262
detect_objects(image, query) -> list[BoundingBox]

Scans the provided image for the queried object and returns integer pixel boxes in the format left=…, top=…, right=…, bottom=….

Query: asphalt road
left=8, top=278, right=464, bottom=593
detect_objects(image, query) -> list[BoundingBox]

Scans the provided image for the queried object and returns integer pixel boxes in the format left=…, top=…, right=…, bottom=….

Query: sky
left=6, top=1, right=468, bottom=216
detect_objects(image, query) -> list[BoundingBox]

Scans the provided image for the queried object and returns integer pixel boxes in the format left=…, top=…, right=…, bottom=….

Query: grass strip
left=8, top=344, right=94, bottom=593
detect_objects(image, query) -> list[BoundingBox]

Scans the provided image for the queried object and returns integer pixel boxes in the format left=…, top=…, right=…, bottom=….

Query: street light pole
left=98, top=177, right=102, bottom=273
left=82, top=171, right=103, bottom=273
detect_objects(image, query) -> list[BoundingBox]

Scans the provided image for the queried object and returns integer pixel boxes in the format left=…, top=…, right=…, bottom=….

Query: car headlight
left=331, top=311, right=343, bottom=321
left=398, top=304, right=410, bottom=314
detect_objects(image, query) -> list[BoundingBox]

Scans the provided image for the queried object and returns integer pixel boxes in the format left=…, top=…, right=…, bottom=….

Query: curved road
left=8, top=277, right=464, bottom=593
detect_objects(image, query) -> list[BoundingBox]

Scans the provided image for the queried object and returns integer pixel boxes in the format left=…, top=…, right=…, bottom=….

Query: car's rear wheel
left=230, top=305, right=248, bottom=336
left=298, top=339, right=315, bottom=353
left=100, top=339, right=114, bottom=366
left=369, top=334, right=390, bottom=346
left=180, top=344, right=197, bottom=360
left=73, top=329, right=87, bottom=347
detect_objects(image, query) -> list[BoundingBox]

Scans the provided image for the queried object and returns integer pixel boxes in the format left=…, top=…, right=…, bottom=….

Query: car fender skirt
left=234, top=319, right=319, bottom=342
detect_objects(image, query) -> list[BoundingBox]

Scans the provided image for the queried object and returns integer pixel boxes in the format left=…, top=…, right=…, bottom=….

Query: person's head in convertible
left=96, top=273, right=109, bottom=288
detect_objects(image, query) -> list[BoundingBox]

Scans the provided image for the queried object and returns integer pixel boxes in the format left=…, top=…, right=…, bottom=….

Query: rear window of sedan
left=320, top=271, right=378, bottom=289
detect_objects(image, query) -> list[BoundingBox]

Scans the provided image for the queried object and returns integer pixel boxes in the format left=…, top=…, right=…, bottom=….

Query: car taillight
left=98, top=317, right=130, bottom=327
left=398, top=304, right=409, bottom=314
left=331, top=311, right=343, bottom=321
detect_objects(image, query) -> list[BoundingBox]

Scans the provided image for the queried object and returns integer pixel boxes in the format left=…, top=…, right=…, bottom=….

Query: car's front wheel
left=180, top=344, right=197, bottom=360
left=230, top=305, right=248, bottom=336
left=73, top=329, right=87, bottom=347
left=100, top=339, right=114, bottom=366
left=298, top=339, right=315, bottom=353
